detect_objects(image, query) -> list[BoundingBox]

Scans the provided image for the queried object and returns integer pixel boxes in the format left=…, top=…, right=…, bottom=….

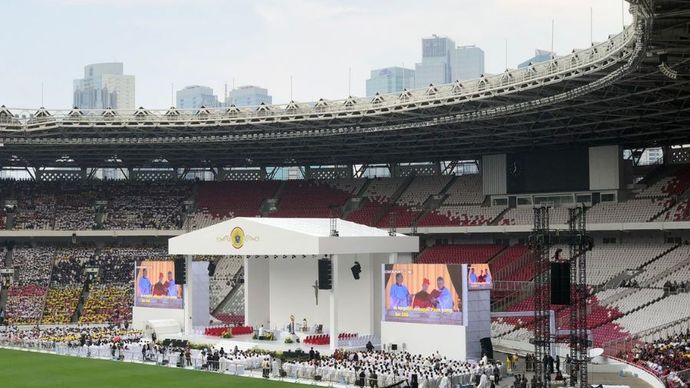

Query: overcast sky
left=0, top=0, right=630, bottom=109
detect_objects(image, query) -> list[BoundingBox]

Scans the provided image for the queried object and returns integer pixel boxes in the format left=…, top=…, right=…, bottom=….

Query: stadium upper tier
left=0, top=1, right=687, bottom=168
left=3, top=165, right=690, bottom=232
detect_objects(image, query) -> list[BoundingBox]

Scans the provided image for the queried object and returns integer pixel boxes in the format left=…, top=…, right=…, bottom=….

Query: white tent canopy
left=168, top=217, right=419, bottom=256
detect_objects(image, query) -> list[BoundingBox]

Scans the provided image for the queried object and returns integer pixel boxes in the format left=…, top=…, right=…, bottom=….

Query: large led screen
left=135, top=260, right=183, bottom=309
left=383, top=264, right=463, bottom=325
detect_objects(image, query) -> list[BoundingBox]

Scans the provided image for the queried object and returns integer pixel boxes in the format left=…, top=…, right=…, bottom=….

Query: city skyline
left=0, top=0, right=629, bottom=109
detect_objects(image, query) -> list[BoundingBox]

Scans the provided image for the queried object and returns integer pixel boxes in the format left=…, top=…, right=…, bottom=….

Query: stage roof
left=168, top=217, right=419, bottom=256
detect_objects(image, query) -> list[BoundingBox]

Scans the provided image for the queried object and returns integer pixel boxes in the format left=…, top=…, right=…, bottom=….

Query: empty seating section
left=499, top=207, right=570, bottom=226
left=613, top=293, right=690, bottom=336
left=327, top=179, right=366, bottom=195
left=377, top=206, right=420, bottom=228
left=346, top=178, right=405, bottom=226
left=193, top=181, right=280, bottom=227
left=347, top=201, right=383, bottom=226
left=586, top=199, right=667, bottom=223
left=5, top=247, right=55, bottom=324
left=209, top=257, right=243, bottom=310
left=489, top=245, right=533, bottom=281
left=605, top=288, right=665, bottom=314
left=638, top=167, right=690, bottom=199
left=632, top=245, right=690, bottom=285
left=272, top=181, right=351, bottom=218
left=443, top=175, right=484, bottom=205
left=396, top=176, right=452, bottom=207
left=660, top=199, right=690, bottom=222
left=417, top=244, right=503, bottom=264
left=585, top=243, right=673, bottom=286
left=419, top=205, right=505, bottom=227
left=378, top=176, right=452, bottom=228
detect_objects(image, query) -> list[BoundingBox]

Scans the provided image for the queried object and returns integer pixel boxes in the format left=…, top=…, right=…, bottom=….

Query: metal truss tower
left=568, top=205, right=589, bottom=388
left=531, top=206, right=551, bottom=386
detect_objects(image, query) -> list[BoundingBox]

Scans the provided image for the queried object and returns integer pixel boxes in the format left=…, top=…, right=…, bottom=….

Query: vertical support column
left=183, top=254, right=193, bottom=335
left=329, top=254, right=339, bottom=352
left=245, top=257, right=270, bottom=329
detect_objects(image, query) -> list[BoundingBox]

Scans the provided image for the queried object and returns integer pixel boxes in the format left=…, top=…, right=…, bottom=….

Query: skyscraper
left=176, top=85, right=220, bottom=109
left=227, top=85, right=272, bottom=107
left=365, top=67, right=415, bottom=96
left=451, top=45, right=485, bottom=81
left=414, top=35, right=455, bottom=88
left=73, top=63, right=135, bottom=110
left=518, top=49, right=556, bottom=69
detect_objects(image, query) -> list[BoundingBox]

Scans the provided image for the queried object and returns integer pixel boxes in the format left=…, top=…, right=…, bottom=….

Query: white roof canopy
left=168, top=217, right=419, bottom=256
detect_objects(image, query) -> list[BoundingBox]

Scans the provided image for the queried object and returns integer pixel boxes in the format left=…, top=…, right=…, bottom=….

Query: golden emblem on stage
left=230, top=227, right=245, bottom=249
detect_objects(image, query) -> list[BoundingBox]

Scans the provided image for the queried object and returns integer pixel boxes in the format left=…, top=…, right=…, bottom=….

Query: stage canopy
left=168, top=217, right=419, bottom=256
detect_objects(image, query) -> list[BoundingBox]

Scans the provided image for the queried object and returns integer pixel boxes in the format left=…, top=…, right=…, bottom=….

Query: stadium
left=0, top=0, right=689, bottom=387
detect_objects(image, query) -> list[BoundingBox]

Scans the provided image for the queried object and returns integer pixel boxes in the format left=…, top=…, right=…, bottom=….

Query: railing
left=0, top=338, right=268, bottom=378
left=0, top=24, right=637, bottom=131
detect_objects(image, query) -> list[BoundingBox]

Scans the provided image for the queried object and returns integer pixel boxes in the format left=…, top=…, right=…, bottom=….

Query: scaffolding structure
left=531, top=206, right=551, bottom=385
left=568, top=205, right=589, bottom=388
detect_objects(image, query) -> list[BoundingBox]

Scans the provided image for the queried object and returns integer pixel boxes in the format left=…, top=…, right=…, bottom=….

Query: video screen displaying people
left=383, top=264, right=463, bottom=325
left=467, top=263, right=493, bottom=290
left=134, top=260, right=183, bottom=309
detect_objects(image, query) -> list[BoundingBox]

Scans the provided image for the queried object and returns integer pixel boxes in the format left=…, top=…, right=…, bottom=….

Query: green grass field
left=0, top=348, right=310, bottom=388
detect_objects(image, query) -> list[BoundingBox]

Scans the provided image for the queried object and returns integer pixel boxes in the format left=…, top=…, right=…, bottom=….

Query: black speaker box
left=551, top=262, right=571, bottom=305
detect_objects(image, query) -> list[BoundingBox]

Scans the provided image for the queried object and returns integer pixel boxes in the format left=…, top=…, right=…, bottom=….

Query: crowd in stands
left=4, top=247, right=54, bottom=325
left=625, top=330, right=690, bottom=387
left=2, top=169, right=690, bottom=230
left=101, top=181, right=189, bottom=229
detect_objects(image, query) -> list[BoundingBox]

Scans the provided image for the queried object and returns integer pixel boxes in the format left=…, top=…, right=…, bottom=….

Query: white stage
left=160, top=217, right=418, bottom=351
left=133, top=217, right=492, bottom=361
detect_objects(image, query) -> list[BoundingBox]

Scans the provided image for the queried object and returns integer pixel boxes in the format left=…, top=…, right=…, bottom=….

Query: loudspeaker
left=480, top=337, right=494, bottom=359
left=551, top=262, right=571, bottom=305
left=208, top=261, right=217, bottom=277
left=350, top=261, right=361, bottom=280
left=318, top=258, right=332, bottom=289
left=174, top=258, right=186, bottom=285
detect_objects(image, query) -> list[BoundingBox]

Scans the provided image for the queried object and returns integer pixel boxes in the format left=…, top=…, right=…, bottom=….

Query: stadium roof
left=0, top=0, right=689, bottom=169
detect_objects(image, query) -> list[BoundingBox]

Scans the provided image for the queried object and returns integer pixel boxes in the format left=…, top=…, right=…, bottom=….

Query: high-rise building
left=365, top=67, right=415, bottom=96
left=176, top=85, right=220, bottom=109
left=227, top=85, right=272, bottom=107
left=414, top=35, right=455, bottom=88
left=518, top=49, right=556, bottom=69
left=73, top=63, right=135, bottom=110
left=451, top=45, right=485, bottom=81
